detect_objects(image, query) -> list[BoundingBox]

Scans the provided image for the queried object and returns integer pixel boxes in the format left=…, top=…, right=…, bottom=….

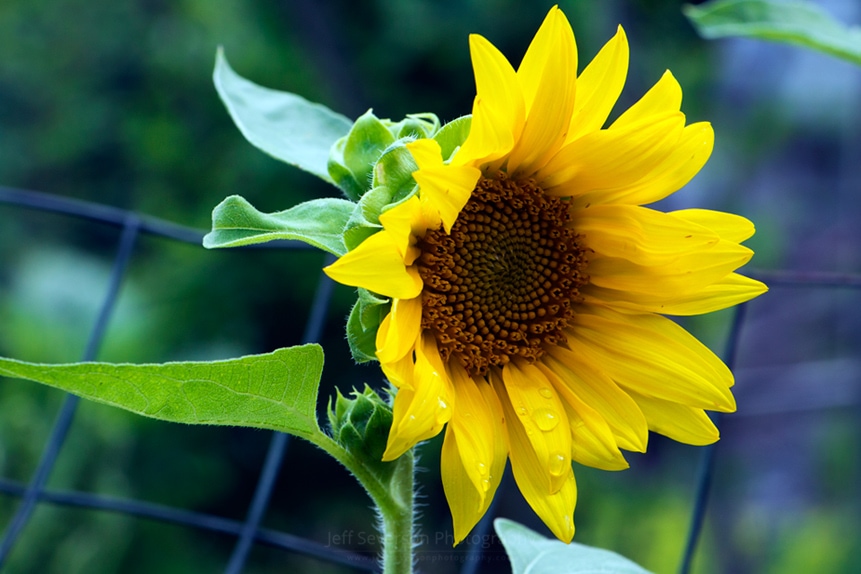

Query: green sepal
left=342, top=187, right=387, bottom=252
left=329, top=111, right=437, bottom=203
left=391, top=113, right=440, bottom=140
left=327, top=142, right=366, bottom=202
left=328, top=384, right=396, bottom=481
left=346, top=288, right=390, bottom=364
left=433, top=115, right=472, bottom=161
left=371, top=142, right=419, bottom=208
left=203, top=194, right=355, bottom=256
left=0, top=346, right=328, bottom=443
left=344, top=110, right=396, bottom=192
left=213, top=48, right=352, bottom=184
left=495, top=518, right=652, bottom=574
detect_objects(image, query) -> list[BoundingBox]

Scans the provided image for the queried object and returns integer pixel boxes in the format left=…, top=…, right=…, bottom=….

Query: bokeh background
left=1, top=0, right=859, bottom=572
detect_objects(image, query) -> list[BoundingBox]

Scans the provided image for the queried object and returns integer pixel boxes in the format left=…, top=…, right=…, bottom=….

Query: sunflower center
left=416, top=172, right=587, bottom=377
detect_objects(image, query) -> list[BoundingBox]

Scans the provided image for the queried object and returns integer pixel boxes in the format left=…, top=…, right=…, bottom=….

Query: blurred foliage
left=1, top=0, right=859, bottom=573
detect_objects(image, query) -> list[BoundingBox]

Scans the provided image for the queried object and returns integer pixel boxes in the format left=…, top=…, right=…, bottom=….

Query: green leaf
left=684, top=0, right=861, bottom=65
left=495, top=518, right=653, bottom=574
left=0, top=345, right=328, bottom=442
left=203, top=194, right=355, bottom=255
left=345, top=289, right=389, bottom=364
left=213, top=48, right=354, bottom=182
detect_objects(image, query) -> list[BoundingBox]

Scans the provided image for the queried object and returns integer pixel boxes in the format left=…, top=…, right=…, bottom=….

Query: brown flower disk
left=417, top=172, right=588, bottom=377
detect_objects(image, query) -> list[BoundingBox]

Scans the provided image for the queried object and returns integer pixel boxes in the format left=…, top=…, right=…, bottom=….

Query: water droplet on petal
left=548, top=452, right=568, bottom=476
left=481, top=478, right=490, bottom=492
left=517, top=406, right=527, bottom=416
left=435, top=398, right=449, bottom=424
left=477, top=462, right=488, bottom=477
left=532, top=408, right=559, bottom=431
left=538, top=387, right=553, bottom=399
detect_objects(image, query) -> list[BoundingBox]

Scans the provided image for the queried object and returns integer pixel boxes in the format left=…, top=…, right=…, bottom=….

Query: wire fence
left=0, top=185, right=859, bottom=573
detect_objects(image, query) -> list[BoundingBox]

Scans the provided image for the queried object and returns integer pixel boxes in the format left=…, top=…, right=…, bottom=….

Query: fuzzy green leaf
left=495, top=518, right=652, bottom=574
left=684, top=0, right=861, bottom=65
left=214, top=48, right=353, bottom=182
left=0, top=345, right=327, bottom=442
left=204, top=194, right=354, bottom=255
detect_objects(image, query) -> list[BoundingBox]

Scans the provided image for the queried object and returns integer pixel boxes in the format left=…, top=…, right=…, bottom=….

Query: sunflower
left=324, top=6, right=766, bottom=543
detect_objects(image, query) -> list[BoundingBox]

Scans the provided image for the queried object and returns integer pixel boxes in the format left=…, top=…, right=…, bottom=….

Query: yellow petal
left=500, top=361, right=572, bottom=494
left=539, top=112, right=685, bottom=194
left=508, top=6, right=577, bottom=175
left=586, top=239, right=754, bottom=296
left=544, top=345, right=648, bottom=452
left=380, top=351, right=416, bottom=391
left=456, top=34, right=523, bottom=165
left=627, top=389, right=720, bottom=446
left=670, top=209, right=756, bottom=243
left=376, top=296, right=422, bottom=364
left=406, top=137, right=442, bottom=168
left=568, top=305, right=736, bottom=412
left=323, top=230, right=423, bottom=299
left=611, top=70, right=682, bottom=129
left=445, top=364, right=500, bottom=495
left=566, top=26, right=629, bottom=143
left=583, top=272, right=768, bottom=316
left=492, top=371, right=576, bottom=543
left=408, top=139, right=480, bottom=233
left=538, top=364, right=629, bottom=471
left=441, top=365, right=507, bottom=544
left=383, top=335, right=454, bottom=460
left=378, top=195, right=426, bottom=265
left=571, top=121, right=714, bottom=208
left=571, top=204, right=720, bottom=266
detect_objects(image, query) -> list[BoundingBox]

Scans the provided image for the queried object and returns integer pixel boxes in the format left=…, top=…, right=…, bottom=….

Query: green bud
left=328, top=385, right=396, bottom=478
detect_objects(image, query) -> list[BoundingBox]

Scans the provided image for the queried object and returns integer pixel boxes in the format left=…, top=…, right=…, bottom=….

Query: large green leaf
left=495, top=518, right=652, bottom=574
left=213, top=48, right=353, bottom=182
left=684, top=0, right=861, bottom=65
left=203, top=194, right=354, bottom=255
left=0, top=345, right=327, bottom=442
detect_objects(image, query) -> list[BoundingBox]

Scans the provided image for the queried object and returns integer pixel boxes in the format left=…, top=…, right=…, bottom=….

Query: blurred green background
left=1, top=0, right=859, bottom=572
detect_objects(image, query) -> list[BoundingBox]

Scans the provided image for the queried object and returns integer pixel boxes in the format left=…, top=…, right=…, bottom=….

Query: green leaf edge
left=494, top=518, right=653, bottom=574
left=0, top=345, right=328, bottom=443
left=684, top=0, right=861, bottom=65
left=203, top=194, right=354, bottom=256
left=213, top=47, right=354, bottom=182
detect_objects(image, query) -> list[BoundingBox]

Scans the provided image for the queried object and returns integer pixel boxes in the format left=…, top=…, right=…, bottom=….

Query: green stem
left=379, top=451, right=414, bottom=574
left=313, top=435, right=415, bottom=574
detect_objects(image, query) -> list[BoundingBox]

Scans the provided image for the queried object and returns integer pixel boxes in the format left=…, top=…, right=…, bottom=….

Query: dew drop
left=435, top=398, right=450, bottom=424
left=548, top=452, right=568, bottom=476
left=481, top=478, right=490, bottom=492
left=538, top=387, right=553, bottom=399
left=517, top=406, right=527, bottom=416
left=532, top=408, right=559, bottom=431
left=477, top=462, right=488, bottom=477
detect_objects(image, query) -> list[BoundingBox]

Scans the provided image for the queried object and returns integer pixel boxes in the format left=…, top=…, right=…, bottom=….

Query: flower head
left=324, top=6, right=766, bottom=543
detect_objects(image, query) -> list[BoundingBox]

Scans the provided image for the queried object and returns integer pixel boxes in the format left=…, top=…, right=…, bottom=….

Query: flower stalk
left=325, top=387, right=415, bottom=573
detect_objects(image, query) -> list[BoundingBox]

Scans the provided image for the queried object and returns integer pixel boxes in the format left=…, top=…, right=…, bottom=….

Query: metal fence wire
left=0, top=185, right=859, bottom=573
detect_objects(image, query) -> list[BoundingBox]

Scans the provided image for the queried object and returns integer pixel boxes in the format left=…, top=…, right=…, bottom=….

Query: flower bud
left=328, top=385, right=395, bottom=476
